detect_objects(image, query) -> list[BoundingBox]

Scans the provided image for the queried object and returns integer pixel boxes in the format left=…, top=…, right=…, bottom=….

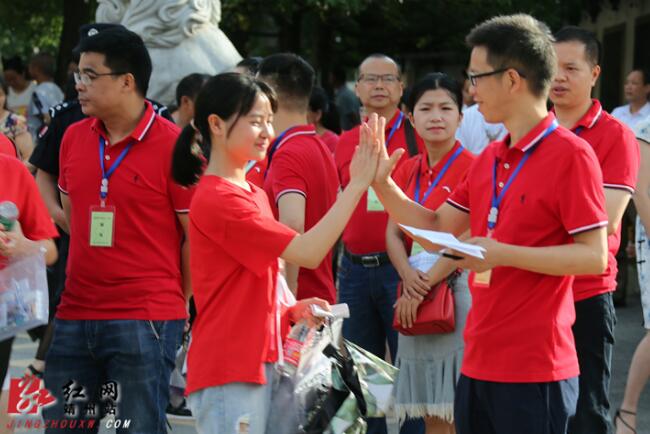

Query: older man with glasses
left=334, top=53, right=424, bottom=434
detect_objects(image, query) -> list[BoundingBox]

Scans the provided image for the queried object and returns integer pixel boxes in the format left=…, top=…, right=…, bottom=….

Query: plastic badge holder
left=0, top=252, right=49, bottom=341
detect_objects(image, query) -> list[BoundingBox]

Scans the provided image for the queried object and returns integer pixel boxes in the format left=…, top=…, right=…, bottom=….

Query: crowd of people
left=0, top=11, right=648, bottom=434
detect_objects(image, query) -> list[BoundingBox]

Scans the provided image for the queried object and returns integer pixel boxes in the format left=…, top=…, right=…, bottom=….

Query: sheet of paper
left=399, top=224, right=486, bottom=259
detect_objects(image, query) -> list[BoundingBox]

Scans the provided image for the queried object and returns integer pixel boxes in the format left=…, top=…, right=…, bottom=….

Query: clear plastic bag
left=0, top=252, right=49, bottom=341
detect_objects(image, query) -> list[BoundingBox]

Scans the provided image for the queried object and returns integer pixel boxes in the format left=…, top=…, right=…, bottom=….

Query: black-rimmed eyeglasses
left=465, top=68, right=526, bottom=86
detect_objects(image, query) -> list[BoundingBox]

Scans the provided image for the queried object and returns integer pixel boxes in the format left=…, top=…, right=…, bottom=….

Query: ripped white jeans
left=188, top=363, right=275, bottom=434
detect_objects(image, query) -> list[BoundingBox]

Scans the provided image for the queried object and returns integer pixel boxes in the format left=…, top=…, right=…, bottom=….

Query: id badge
left=366, top=187, right=385, bottom=212
left=410, top=241, right=425, bottom=256
left=472, top=270, right=492, bottom=287
left=89, top=205, right=115, bottom=247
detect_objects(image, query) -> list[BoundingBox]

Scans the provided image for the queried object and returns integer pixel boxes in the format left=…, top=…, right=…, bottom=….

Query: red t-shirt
left=335, top=110, right=423, bottom=254
left=246, top=158, right=267, bottom=188
left=447, top=113, right=608, bottom=383
left=57, top=101, right=193, bottom=320
left=0, top=134, right=18, bottom=158
left=320, top=129, right=339, bottom=154
left=186, top=175, right=297, bottom=392
left=392, top=141, right=474, bottom=252
left=263, top=125, right=339, bottom=303
left=0, top=155, right=58, bottom=268
left=566, top=100, right=640, bottom=301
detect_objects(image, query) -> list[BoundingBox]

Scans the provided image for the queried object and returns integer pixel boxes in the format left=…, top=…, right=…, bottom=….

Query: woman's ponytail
left=172, top=124, right=206, bottom=187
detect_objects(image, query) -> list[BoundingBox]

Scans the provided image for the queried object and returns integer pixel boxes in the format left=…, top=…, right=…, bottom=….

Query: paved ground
left=5, top=266, right=649, bottom=433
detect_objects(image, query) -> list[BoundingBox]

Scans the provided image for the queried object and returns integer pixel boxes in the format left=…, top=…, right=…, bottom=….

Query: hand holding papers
left=399, top=225, right=486, bottom=259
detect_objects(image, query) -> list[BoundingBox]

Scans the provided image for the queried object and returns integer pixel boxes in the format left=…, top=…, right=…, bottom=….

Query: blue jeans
left=43, top=318, right=184, bottom=434
left=338, top=254, right=423, bottom=434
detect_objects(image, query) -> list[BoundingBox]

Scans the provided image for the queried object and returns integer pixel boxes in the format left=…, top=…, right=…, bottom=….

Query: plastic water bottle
left=0, top=201, right=19, bottom=231
left=279, top=322, right=310, bottom=377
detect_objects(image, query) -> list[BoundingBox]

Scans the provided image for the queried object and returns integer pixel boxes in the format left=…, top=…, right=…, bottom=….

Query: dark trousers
left=569, top=292, right=616, bottom=434
left=455, top=374, right=579, bottom=434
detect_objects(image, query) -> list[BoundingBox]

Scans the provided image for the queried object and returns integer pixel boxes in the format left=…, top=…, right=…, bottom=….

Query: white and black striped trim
left=57, top=184, right=69, bottom=195
left=604, top=183, right=635, bottom=194
left=175, top=208, right=190, bottom=214
left=446, top=198, right=469, bottom=213
left=275, top=189, right=307, bottom=204
left=521, top=128, right=551, bottom=152
left=567, top=220, right=608, bottom=235
left=588, top=106, right=603, bottom=129
left=136, top=109, right=157, bottom=141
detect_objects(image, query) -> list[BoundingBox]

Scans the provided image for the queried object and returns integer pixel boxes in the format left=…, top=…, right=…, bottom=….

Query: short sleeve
left=446, top=176, right=470, bottom=213
left=269, top=147, right=308, bottom=203
left=636, top=117, right=650, bottom=144
left=168, top=175, right=195, bottom=213
left=600, top=126, right=639, bottom=193
left=557, top=146, right=608, bottom=235
left=14, top=160, right=58, bottom=241
left=191, top=188, right=297, bottom=276
left=57, top=128, right=72, bottom=194
left=30, top=115, right=63, bottom=175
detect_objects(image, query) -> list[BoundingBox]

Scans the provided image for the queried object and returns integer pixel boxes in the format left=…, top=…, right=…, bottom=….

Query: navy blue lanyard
left=488, top=120, right=558, bottom=230
left=99, top=137, right=133, bottom=201
left=386, top=112, right=404, bottom=147
left=265, top=126, right=299, bottom=178
left=414, top=145, right=464, bottom=204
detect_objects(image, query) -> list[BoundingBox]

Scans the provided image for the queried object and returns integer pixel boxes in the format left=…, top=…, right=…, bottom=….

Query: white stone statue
left=96, top=0, right=242, bottom=106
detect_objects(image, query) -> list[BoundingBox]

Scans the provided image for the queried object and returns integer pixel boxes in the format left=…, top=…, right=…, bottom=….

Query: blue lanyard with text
left=265, top=126, right=297, bottom=178
left=414, top=145, right=464, bottom=204
left=385, top=112, right=404, bottom=147
left=99, top=137, right=133, bottom=205
left=487, top=120, right=558, bottom=230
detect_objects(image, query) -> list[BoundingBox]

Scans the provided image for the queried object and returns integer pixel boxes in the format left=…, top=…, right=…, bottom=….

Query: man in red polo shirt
left=258, top=53, right=339, bottom=304
left=43, top=28, right=192, bottom=433
left=370, top=14, right=608, bottom=434
left=334, top=53, right=424, bottom=434
left=550, top=27, right=640, bottom=434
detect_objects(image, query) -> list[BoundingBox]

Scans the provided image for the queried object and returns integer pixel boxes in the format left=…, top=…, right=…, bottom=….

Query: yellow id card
left=366, top=187, right=385, bottom=212
left=89, top=206, right=115, bottom=247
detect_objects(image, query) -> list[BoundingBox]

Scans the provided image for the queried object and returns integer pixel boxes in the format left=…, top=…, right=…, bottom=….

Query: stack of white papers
left=399, top=225, right=486, bottom=259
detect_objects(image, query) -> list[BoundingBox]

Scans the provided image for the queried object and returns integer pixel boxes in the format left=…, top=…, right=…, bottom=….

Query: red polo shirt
left=335, top=110, right=423, bottom=254
left=186, top=175, right=297, bottom=392
left=57, top=101, right=193, bottom=320
left=320, top=129, right=339, bottom=154
left=246, top=158, right=267, bottom=188
left=392, top=141, right=474, bottom=251
left=0, top=134, right=17, bottom=158
left=263, top=125, right=339, bottom=303
left=447, top=113, right=608, bottom=383
left=567, top=100, right=640, bottom=302
left=0, top=155, right=58, bottom=269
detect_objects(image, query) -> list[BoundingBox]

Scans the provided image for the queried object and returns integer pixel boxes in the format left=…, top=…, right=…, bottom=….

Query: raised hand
left=349, top=121, right=380, bottom=190
left=368, top=113, right=405, bottom=185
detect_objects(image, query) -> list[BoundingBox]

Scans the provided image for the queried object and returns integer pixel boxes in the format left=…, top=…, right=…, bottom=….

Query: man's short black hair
left=466, top=14, right=556, bottom=97
left=236, top=57, right=262, bottom=76
left=631, top=67, right=650, bottom=85
left=176, top=73, right=210, bottom=107
left=2, top=56, right=26, bottom=75
left=78, top=26, right=152, bottom=97
left=29, top=53, right=56, bottom=78
left=554, top=26, right=602, bottom=66
left=258, top=53, right=314, bottom=112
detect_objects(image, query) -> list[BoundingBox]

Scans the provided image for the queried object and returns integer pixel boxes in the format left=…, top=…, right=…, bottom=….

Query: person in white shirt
left=2, top=56, right=36, bottom=117
left=455, top=102, right=506, bottom=155
left=611, top=68, right=650, bottom=129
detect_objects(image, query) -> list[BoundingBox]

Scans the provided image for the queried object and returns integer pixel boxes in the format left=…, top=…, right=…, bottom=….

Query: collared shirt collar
left=91, top=100, right=157, bottom=145
left=418, top=140, right=462, bottom=175
left=572, top=99, right=603, bottom=131
left=504, top=112, right=557, bottom=152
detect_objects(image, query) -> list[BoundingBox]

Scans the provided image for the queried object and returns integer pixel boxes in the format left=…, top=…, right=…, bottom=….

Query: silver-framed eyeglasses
left=358, top=74, right=400, bottom=84
left=73, top=71, right=127, bottom=86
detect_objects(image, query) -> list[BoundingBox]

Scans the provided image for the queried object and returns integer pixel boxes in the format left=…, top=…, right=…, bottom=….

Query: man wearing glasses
left=42, top=26, right=192, bottom=433
left=369, top=14, right=608, bottom=434
left=334, top=53, right=424, bottom=434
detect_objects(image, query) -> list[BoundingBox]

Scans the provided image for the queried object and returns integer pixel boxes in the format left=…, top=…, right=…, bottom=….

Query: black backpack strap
left=403, top=119, right=419, bottom=157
